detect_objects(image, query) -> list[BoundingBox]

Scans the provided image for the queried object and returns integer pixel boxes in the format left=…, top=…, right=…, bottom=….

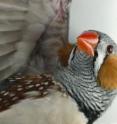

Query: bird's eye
left=107, top=45, right=113, bottom=54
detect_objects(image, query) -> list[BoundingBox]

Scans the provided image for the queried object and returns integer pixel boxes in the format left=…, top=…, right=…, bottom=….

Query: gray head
left=68, top=30, right=117, bottom=90
left=54, top=30, right=117, bottom=124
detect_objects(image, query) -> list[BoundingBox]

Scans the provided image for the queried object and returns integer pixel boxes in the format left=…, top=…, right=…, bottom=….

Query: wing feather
left=0, top=0, right=56, bottom=81
left=0, top=0, right=28, bottom=81
left=29, top=0, right=71, bottom=74
left=0, top=53, right=15, bottom=71
left=0, top=0, right=70, bottom=81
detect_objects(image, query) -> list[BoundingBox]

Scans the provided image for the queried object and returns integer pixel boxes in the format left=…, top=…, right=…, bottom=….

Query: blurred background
left=69, top=0, right=117, bottom=43
left=69, top=0, right=117, bottom=124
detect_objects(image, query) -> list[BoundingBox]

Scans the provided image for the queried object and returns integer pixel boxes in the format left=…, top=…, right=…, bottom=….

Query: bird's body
left=0, top=74, right=87, bottom=124
left=0, top=93, right=86, bottom=124
left=0, top=31, right=117, bottom=124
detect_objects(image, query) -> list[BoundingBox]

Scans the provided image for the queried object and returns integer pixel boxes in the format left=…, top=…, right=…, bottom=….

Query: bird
left=0, top=30, right=117, bottom=124
left=0, top=0, right=71, bottom=81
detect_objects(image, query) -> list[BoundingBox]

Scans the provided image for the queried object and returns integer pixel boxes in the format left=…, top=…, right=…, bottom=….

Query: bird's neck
left=54, top=52, right=116, bottom=124
left=69, top=50, right=94, bottom=76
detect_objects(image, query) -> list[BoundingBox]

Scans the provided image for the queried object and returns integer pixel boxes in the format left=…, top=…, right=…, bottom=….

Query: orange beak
left=77, top=31, right=99, bottom=56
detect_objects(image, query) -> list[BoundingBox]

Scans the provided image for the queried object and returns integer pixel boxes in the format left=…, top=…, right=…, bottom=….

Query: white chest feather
left=0, top=91, right=87, bottom=124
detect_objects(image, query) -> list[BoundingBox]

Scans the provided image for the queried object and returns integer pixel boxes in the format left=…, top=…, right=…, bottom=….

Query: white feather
left=94, top=41, right=106, bottom=77
left=0, top=91, right=87, bottom=124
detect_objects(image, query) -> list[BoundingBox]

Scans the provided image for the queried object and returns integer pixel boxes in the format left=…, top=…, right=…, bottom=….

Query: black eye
left=107, top=45, right=113, bottom=54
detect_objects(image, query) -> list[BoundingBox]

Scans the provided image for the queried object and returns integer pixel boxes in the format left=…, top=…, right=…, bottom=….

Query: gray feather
left=0, top=0, right=70, bottom=81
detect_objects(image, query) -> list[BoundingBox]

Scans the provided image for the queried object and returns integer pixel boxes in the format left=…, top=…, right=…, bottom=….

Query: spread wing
left=28, top=0, right=71, bottom=74
left=0, top=0, right=60, bottom=81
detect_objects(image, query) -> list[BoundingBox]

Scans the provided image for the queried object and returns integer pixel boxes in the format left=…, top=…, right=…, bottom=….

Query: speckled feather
left=0, top=73, right=87, bottom=124
left=0, top=74, right=63, bottom=112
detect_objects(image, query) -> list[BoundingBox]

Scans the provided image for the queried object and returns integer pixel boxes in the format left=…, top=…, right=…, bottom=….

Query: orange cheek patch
left=98, top=54, right=117, bottom=90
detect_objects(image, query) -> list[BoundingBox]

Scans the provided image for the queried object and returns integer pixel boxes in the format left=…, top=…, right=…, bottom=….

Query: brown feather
left=98, top=54, right=117, bottom=90
left=58, top=43, right=74, bottom=66
left=0, top=74, right=63, bottom=112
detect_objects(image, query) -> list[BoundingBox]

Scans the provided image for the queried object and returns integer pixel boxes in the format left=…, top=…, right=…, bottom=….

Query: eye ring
left=107, top=45, right=113, bottom=54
